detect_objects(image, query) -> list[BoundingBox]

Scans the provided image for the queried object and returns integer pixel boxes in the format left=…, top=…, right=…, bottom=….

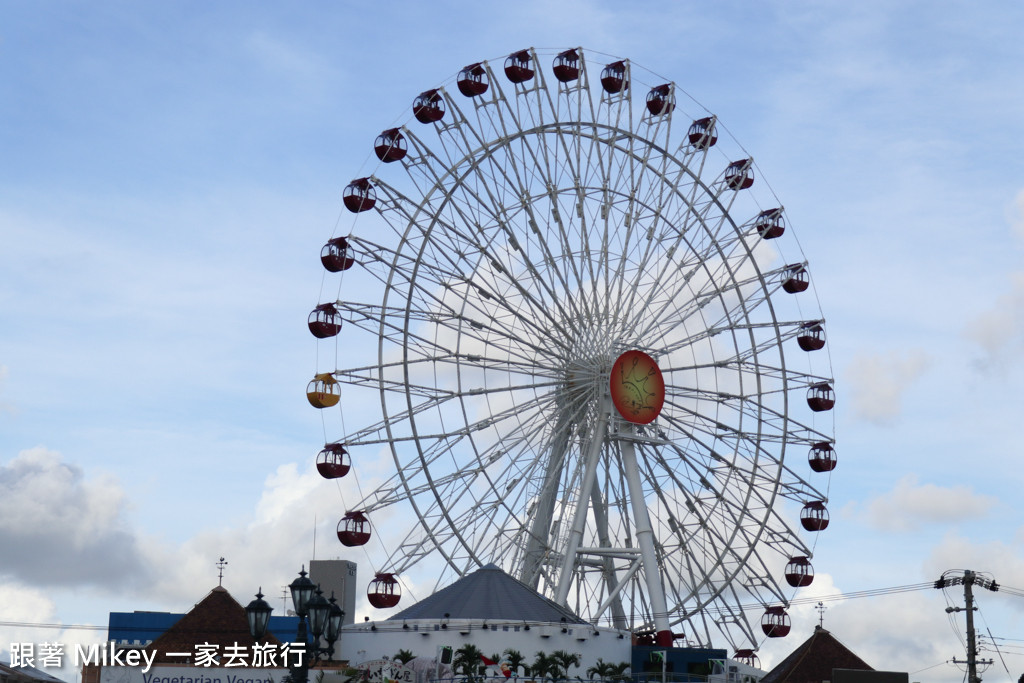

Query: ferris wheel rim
left=316, top=46, right=835, bottom=650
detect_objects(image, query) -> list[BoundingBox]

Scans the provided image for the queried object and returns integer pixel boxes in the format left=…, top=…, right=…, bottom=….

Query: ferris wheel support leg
left=619, top=423, right=673, bottom=647
left=590, top=485, right=629, bottom=628
left=521, top=413, right=573, bottom=589
left=554, top=397, right=611, bottom=606
left=594, top=557, right=641, bottom=623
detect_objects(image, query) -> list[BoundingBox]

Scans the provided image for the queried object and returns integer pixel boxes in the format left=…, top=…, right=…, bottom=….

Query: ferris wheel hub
left=610, top=349, right=665, bottom=424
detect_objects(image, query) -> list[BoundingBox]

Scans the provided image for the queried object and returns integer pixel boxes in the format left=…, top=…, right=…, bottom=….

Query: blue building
left=107, top=609, right=300, bottom=647
left=632, top=645, right=729, bottom=682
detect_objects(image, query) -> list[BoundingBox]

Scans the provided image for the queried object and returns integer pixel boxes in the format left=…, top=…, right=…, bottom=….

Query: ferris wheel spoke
left=355, top=418, right=522, bottom=512
left=443, top=184, right=592, bottom=338
left=593, top=139, right=684, bottom=315
left=336, top=298, right=553, bottom=371
left=653, top=406, right=823, bottom=512
left=381, top=162, right=595, bottom=346
left=391, top=469, right=550, bottom=581
left=338, top=395, right=463, bottom=450
left=636, top=245, right=766, bottom=349
left=658, top=402, right=807, bottom=490
left=774, top=460, right=829, bottom=502
left=634, top=443, right=756, bottom=602
left=759, top=505, right=814, bottom=556
left=375, top=388, right=580, bottom=571
left=334, top=361, right=456, bottom=400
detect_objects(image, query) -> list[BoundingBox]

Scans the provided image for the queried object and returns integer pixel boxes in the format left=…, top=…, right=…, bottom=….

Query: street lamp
left=245, top=588, right=273, bottom=643
left=246, top=566, right=345, bottom=683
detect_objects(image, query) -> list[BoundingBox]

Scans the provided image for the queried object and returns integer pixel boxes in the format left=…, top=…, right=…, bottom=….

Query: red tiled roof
left=761, top=627, right=873, bottom=683
left=144, top=587, right=282, bottom=665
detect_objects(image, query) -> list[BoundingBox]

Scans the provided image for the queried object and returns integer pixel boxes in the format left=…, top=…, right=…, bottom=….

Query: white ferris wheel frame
left=315, top=47, right=835, bottom=651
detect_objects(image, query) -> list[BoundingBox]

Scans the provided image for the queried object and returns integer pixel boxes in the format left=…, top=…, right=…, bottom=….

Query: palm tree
left=503, top=649, right=527, bottom=680
left=550, top=651, right=581, bottom=682
left=455, top=644, right=484, bottom=683
left=609, top=662, right=631, bottom=683
left=586, top=659, right=615, bottom=681
left=532, top=652, right=555, bottom=682
left=393, top=650, right=416, bottom=665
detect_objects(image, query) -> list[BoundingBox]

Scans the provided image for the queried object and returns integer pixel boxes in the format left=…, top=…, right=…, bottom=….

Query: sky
left=3, top=1, right=1024, bottom=682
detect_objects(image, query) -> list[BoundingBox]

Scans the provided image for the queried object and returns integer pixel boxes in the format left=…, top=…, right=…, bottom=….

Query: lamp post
left=246, top=566, right=345, bottom=683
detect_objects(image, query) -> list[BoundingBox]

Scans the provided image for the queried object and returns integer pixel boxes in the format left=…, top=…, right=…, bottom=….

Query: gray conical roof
left=387, top=564, right=588, bottom=624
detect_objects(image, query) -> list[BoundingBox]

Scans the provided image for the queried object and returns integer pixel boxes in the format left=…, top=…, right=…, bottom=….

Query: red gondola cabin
left=808, top=442, right=838, bottom=472
left=374, top=128, right=407, bottom=163
left=646, top=84, right=675, bottom=116
left=781, top=263, right=809, bottom=293
left=761, top=606, right=791, bottom=638
left=321, top=236, right=355, bottom=272
left=316, top=443, right=350, bottom=479
left=755, top=208, right=785, bottom=239
left=413, top=89, right=445, bottom=124
left=797, top=322, right=826, bottom=351
left=367, top=572, right=401, bottom=608
left=337, top=511, right=371, bottom=547
left=308, top=303, right=342, bottom=339
left=806, top=382, right=835, bottom=412
left=801, top=501, right=830, bottom=531
left=505, top=50, right=534, bottom=84
left=553, top=49, right=580, bottom=83
left=688, top=117, right=718, bottom=150
left=457, top=63, right=488, bottom=97
left=600, top=61, right=628, bottom=94
left=343, top=178, right=376, bottom=213
left=725, top=159, right=754, bottom=190
left=732, top=650, right=760, bottom=669
left=785, top=556, right=814, bottom=587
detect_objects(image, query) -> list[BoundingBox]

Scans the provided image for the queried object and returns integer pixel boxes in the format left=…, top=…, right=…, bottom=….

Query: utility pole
left=935, top=569, right=999, bottom=683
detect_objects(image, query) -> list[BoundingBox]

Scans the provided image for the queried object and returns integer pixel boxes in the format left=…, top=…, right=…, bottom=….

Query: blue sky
left=3, top=2, right=1024, bottom=681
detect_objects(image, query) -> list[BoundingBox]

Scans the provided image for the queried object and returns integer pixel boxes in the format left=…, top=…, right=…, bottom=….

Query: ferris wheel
left=308, top=47, right=836, bottom=653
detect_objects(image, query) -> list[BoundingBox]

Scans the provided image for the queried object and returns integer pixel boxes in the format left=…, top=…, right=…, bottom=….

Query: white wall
left=341, top=618, right=631, bottom=680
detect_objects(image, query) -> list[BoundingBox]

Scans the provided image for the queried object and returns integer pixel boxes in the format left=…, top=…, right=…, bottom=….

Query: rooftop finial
left=815, top=601, right=827, bottom=629
left=217, top=557, right=228, bottom=587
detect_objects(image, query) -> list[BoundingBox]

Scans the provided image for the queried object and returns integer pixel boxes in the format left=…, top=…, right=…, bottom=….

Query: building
left=310, top=559, right=357, bottom=627
left=0, top=662, right=68, bottom=683
left=631, top=645, right=729, bottom=683
left=760, top=627, right=906, bottom=683
left=107, top=560, right=357, bottom=649
left=83, top=584, right=345, bottom=683
left=341, top=563, right=632, bottom=682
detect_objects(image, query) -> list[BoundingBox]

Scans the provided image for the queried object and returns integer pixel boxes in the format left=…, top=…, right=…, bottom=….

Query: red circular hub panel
left=610, top=350, right=665, bottom=424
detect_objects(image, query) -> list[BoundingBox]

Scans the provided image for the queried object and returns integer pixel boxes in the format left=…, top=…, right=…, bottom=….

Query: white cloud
left=140, top=458, right=393, bottom=608
left=965, top=271, right=1024, bottom=368
left=859, top=475, right=995, bottom=533
left=0, top=447, right=151, bottom=589
left=754, top=572, right=967, bottom=683
left=821, top=590, right=962, bottom=679
left=0, top=580, right=104, bottom=682
left=962, top=190, right=1024, bottom=369
left=0, top=445, right=400, bottom=619
left=845, top=351, right=929, bottom=425
left=924, top=533, right=1024, bottom=603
